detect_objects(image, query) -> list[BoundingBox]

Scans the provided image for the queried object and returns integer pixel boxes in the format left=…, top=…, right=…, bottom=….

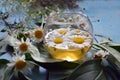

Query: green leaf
left=66, top=59, right=107, bottom=80
left=109, top=45, right=120, bottom=52
left=0, top=59, right=9, bottom=64
left=103, top=45, right=120, bottom=62
left=25, top=53, right=33, bottom=60
left=0, top=68, right=5, bottom=79
left=17, top=32, right=26, bottom=40
left=66, top=58, right=120, bottom=80
left=0, top=59, right=9, bottom=80
left=107, top=42, right=120, bottom=46
left=103, top=45, right=120, bottom=67
left=2, top=67, right=14, bottom=80
left=110, top=46, right=120, bottom=52
left=106, top=42, right=120, bottom=52
left=38, top=60, right=79, bottom=71
left=101, top=58, right=120, bottom=80
left=0, top=59, right=9, bottom=68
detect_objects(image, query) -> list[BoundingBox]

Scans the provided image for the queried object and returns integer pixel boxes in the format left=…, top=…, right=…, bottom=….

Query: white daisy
left=9, top=37, right=41, bottom=62
left=45, top=32, right=68, bottom=49
left=14, top=38, right=31, bottom=53
left=56, top=28, right=68, bottom=35
left=7, top=54, right=35, bottom=76
left=32, top=28, right=44, bottom=42
left=70, top=29, right=81, bottom=34
left=67, top=35, right=91, bottom=49
left=45, top=28, right=92, bottom=49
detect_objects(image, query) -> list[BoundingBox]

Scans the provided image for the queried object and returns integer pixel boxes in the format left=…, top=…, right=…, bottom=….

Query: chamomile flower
left=45, top=28, right=92, bottom=50
left=7, top=54, right=35, bottom=76
left=14, top=38, right=31, bottom=53
left=67, top=35, right=92, bottom=49
left=57, top=28, right=67, bottom=35
left=33, top=28, right=44, bottom=42
left=93, top=50, right=109, bottom=59
left=8, top=36, right=41, bottom=61
left=45, top=31, right=68, bottom=49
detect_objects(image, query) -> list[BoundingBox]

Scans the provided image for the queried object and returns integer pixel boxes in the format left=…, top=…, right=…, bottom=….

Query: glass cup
left=44, top=12, right=93, bottom=62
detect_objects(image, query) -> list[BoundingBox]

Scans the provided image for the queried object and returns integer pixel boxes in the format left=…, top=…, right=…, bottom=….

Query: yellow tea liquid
left=45, top=45, right=92, bottom=61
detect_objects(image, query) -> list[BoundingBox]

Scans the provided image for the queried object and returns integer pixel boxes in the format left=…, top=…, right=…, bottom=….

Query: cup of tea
left=44, top=12, right=93, bottom=62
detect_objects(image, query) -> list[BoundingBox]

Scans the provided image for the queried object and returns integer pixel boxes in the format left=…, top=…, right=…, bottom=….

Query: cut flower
left=7, top=54, right=35, bottom=76
left=93, top=50, right=109, bottom=59
left=45, top=28, right=92, bottom=49
left=14, top=38, right=31, bottom=53
left=33, top=28, right=44, bottom=42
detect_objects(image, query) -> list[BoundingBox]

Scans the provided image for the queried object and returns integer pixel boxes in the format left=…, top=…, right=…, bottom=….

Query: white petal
left=5, top=35, right=19, bottom=46
left=20, top=55, right=25, bottom=60
left=7, top=62, right=15, bottom=67
left=83, top=42, right=91, bottom=46
left=12, top=56, right=18, bottom=61
left=26, top=38, right=30, bottom=42
left=14, top=41, right=20, bottom=45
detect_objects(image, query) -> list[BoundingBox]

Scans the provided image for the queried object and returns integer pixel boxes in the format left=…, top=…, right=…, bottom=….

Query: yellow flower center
left=73, top=37, right=84, bottom=44
left=59, top=18, right=66, bottom=22
left=75, top=29, right=80, bottom=33
left=34, top=29, right=43, bottom=39
left=58, top=29, right=67, bottom=35
left=24, top=32, right=30, bottom=37
left=19, top=42, right=28, bottom=52
left=84, top=33, right=89, bottom=37
left=15, top=60, right=27, bottom=70
left=54, top=37, right=63, bottom=44
left=68, top=18, right=73, bottom=22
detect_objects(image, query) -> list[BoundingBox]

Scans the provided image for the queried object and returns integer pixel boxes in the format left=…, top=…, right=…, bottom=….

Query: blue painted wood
left=78, top=0, right=120, bottom=43
left=0, top=0, right=120, bottom=80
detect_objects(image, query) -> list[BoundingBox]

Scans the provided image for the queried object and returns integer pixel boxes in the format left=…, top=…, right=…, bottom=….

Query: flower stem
left=40, top=16, right=45, bottom=29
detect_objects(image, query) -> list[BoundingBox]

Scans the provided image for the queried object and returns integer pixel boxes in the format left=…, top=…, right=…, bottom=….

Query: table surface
left=0, top=0, right=120, bottom=80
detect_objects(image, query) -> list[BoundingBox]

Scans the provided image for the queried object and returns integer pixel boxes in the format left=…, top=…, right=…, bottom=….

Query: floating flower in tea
left=44, top=28, right=92, bottom=61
